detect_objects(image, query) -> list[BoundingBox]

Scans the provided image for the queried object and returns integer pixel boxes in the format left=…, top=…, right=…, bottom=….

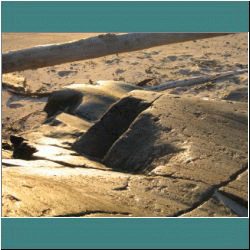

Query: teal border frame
left=1, top=1, right=249, bottom=249
left=1, top=1, right=249, bottom=32
left=1, top=218, right=249, bottom=249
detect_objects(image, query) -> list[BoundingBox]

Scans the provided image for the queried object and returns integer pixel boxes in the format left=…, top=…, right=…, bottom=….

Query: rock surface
left=2, top=88, right=248, bottom=217
left=2, top=73, right=26, bottom=91
left=1, top=33, right=248, bottom=217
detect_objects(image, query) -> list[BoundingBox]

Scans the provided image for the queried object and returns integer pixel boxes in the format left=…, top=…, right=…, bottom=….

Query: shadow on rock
left=103, top=113, right=183, bottom=173
left=223, top=87, right=248, bottom=102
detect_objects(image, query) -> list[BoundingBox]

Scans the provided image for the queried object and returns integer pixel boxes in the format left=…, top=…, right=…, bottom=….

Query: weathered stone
left=2, top=89, right=248, bottom=217
left=223, top=87, right=248, bottom=102
left=213, top=191, right=247, bottom=217
left=22, top=123, right=84, bottom=148
left=42, top=81, right=142, bottom=123
left=181, top=186, right=248, bottom=217
left=10, top=135, right=38, bottom=160
left=42, top=154, right=112, bottom=171
left=219, top=170, right=248, bottom=202
left=2, top=168, right=131, bottom=217
left=104, top=111, right=181, bottom=173
left=104, top=92, right=247, bottom=184
left=180, top=196, right=238, bottom=217
left=2, top=140, right=111, bottom=171
left=2, top=73, right=26, bottom=91
left=55, top=112, right=93, bottom=131
left=65, top=81, right=141, bottom=121
left=43, top=88, right=84, bottom=119
left=123, top=176, right=211, bottom=216
left=33, top=144, right=75, bottom=157
left=72, top=93, right=159, bottom=159
left=2, top=166, right=211, bottom=217
left=2, top=150, right=13, bottom=159
left=2, top=159, right=63, bottom=168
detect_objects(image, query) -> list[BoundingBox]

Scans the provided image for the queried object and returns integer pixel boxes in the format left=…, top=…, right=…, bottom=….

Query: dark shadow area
left=55, top=210, right=130, bottom=217
left=43, top=89, right=84, bottom=119
left=220, top=111, right=248, bottom=127
left=208, top=109, right=248, bottom=132
left=10, top=135, right=37, bottom=160
left=43, top=88, right=118, bottom=122
left=223, top=87, right=248, bottom=102
left=103, top=113, right=183, bottom=173
left=218, top=190, right=248, bottom=209
left=72, top=96, right=151, bottom=159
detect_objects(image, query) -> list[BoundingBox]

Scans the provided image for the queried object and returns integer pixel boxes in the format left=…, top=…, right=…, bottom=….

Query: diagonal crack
left=149, top=172, right=209, bottom=185
left=55, top=210, right=131, bottom=217
left=171, top=162, right=248, bottom=217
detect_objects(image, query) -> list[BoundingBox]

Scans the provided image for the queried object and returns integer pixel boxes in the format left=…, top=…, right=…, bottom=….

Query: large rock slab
left=67, top=81, right=142, bottom=121
left=55, top=112, right=93, bottom=131
left=219, top=170, right=248, bottom=203
left=2, top=167, right=130, bottom=217
left=2, top=89, right=248, bottom=217
left=2, top=165, right=212, bottom=217
left=180, top=196, right=238, bottom=217
left=2, top=143, right=111, bottom=172
left=103, top=91, right=247, bottom=185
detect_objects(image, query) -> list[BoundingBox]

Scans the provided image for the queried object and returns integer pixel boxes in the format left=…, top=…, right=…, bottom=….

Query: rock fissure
left=173, top=164, right=248, bottom=217
left=2, top=33, right=248, bottom=218
left=150, top=173, right=209, bottom=185
left=72, top=95, right=154, bottom=160
left=41, top=158, right=112, bottom=171
left=55, top=210, right=131, bottom=217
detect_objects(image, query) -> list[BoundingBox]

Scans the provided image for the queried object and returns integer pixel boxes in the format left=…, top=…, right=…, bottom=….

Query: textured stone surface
left=2, top=89, right=248, bottom=217
left=104, top=92, right=248, bottom=183
left=55, top=112, right=93, bottom=131
left=180, top=196, right=238, bottom=217
left=72, top=92, right=159, bottom=158
left=2, top=165, right=211, bottom=217
left=2, top=73, right=26, bottom=91
left=64, top=81, right=141, bottom=121
left=219, top=170, right=248, bottom=202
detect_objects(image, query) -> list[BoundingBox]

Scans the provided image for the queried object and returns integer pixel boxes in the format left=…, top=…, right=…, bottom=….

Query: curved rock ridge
left=43, top=81, right=142, bottom=122
left=2, top=86, right=248, bottom=217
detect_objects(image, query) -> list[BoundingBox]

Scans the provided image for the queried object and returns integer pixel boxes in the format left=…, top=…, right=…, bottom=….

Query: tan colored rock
left=2, top=168, right=131, bottom=217
left=64, top=81, right=141, bottom=121
left=55, top=113, right=93, bottom=131
left=2, top=159, right=63, bottom=168
left=2, top=73, right=26, bottom=91
left=219, top=170, right=248, bottom=202
left=2, top=165, right=211, bottom=217
left=103, top=92, right=247, bottom=184
left=2, top=87, right=248, bottom=217
left=180, top=197, right=238, bottom=217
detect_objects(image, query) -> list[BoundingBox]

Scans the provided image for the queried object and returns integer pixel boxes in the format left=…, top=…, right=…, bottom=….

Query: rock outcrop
left=2, top=84, right=248, bottom=217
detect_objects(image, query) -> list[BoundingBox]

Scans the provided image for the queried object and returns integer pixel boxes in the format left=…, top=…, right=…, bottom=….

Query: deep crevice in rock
left=72, top=95, right=182, bottom=173
left=55, top=210, right=131, bottom=217
left=72, top=96, right=152, bottom=159
left=172, top=163, right=248, bottom=217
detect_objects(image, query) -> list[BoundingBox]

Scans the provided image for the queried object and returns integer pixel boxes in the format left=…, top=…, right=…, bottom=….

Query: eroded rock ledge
left=2, top=88, right=248, bottom=217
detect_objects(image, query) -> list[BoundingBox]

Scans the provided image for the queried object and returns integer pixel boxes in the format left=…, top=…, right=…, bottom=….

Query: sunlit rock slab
left=2, top=166, right=211, bottom=217
left=104, top=91, right=247, bottom=186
